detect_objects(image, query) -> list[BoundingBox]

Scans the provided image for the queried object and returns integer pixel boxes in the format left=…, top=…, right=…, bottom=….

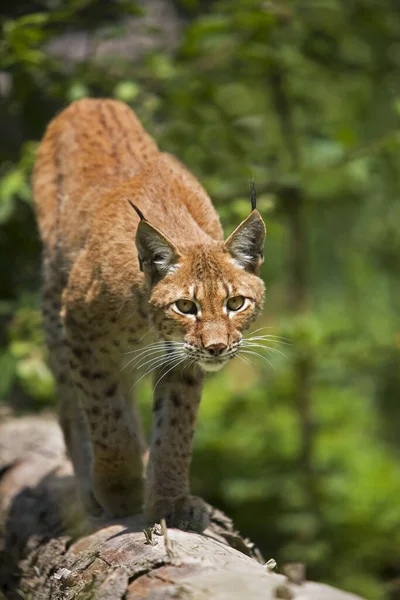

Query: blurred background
left=1, top=1, right=400, bottom=598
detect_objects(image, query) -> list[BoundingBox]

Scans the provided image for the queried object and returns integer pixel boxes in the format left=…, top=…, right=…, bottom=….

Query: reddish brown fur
left=33, top=98, right=265, bottom=531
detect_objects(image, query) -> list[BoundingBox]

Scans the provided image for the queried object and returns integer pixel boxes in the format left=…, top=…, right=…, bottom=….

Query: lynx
left=33, top=98, right=266, bottom=532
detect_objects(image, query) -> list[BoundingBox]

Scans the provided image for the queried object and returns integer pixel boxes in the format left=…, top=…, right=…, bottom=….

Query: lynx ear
left=130, top=202, right=180, bottom=280
left=225, top=210, right=266, bottom=274
left=135, top=220, right=180, bottom=280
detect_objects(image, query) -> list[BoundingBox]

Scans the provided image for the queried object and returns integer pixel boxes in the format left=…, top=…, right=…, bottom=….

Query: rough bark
left=0, top=414, right=364, bottom=600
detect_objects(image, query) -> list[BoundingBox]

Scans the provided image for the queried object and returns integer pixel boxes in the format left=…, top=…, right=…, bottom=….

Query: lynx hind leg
left=42, top=260, right=102, bottom=516
left=62, top=310, right=146, bottom=518
left=59, top=396, right=103, bottom=517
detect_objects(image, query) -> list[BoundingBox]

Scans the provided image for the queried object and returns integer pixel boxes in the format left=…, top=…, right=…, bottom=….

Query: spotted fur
left=33, top=98, right=266, bottom=531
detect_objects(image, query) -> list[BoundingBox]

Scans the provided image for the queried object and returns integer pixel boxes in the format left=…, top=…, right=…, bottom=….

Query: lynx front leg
left=145, top=366, right=209, bottom=532
left=65, top=320, right=145, bottom=518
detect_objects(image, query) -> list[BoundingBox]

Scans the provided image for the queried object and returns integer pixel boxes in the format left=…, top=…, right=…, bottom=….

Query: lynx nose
left=205, top=342, right=228, bottom=356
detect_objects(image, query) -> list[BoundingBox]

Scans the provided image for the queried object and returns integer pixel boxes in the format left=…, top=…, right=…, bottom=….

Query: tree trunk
left=0, top=414, right=364, bottom=600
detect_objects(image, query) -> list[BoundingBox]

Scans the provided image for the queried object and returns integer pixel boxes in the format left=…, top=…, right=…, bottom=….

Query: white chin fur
left=198, top=360, right=227, bottom=373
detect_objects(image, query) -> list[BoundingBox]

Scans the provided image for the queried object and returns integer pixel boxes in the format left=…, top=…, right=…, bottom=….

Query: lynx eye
left=175, top=299, right=198, bottom=315
left=226, top=295, right=245, bottom=311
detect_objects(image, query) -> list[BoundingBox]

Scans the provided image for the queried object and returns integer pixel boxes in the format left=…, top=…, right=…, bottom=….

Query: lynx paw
left=147, top=495, right=210, bottom=533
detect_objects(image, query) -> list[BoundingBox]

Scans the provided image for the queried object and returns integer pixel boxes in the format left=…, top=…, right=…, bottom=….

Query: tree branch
left=0, top=415, right=364, bottom=600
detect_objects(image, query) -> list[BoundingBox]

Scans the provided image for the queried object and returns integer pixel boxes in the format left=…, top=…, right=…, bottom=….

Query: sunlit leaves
left=1, top=13, right=50, bottom=68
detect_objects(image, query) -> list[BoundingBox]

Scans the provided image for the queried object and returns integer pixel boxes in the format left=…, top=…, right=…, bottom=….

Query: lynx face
left=148, top=249, right=264, bottom=372
left=135, top=208, right=266, bottom=372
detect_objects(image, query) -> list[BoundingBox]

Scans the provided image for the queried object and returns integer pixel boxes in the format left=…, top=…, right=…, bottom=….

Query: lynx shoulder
left=33, top=98, right=266, bottom=531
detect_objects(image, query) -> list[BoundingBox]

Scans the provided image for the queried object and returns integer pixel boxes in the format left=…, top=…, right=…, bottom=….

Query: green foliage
left=1, top=1, right=400, bottom=598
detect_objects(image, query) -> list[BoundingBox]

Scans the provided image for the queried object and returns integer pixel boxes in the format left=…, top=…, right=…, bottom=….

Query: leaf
left=114, top=81, right=140, bottom=103
left=67, top=82, right=89, bottom=102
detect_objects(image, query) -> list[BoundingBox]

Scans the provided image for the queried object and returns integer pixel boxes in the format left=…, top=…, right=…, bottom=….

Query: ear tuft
left=135, top=221, right=180, bottom=281
left=128, top=200, right=146, bottom=221
left=250, top=179, right=257, bottom=211
left=225, top=210, right=266, bottom=274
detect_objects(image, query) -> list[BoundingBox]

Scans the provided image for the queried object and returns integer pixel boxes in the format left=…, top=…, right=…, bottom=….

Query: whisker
left=245, top=336, right=291, bottom=346
left=124, top=341, right=183, bottom=356
left=134, top=351, right=183, bottom=374
left=137, top=325, right=156, bottom=343
left=134, top=348, right=177, bottom=373
left=181, top=358, right=195, bottom=377
left=236, top=354, right=252, bottom=368
left=125, top=343, right=166, bottom=355
left=153, top=357, right=188, bottom=393
left=241, top=342, right=286, bottom=358
left=131, top=353, right=182, bottom=389
left=123, top=346, right=168, bottom=364
left=240, top=349, right=276, bottom=371
left=135, top=350, right=184, bottom=371
left=122, top=341, right=186, bottom=371
left=122, top=347, right=167, bottom=372
left=246, top=326, right=290, bottom=337
left=246, top=333, right=291, bottom=343
left=247, top=327, right=291, bottom=339
left=247, top=326, right=274, bottom=335
left=128, top=346, right=172, bottom=368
